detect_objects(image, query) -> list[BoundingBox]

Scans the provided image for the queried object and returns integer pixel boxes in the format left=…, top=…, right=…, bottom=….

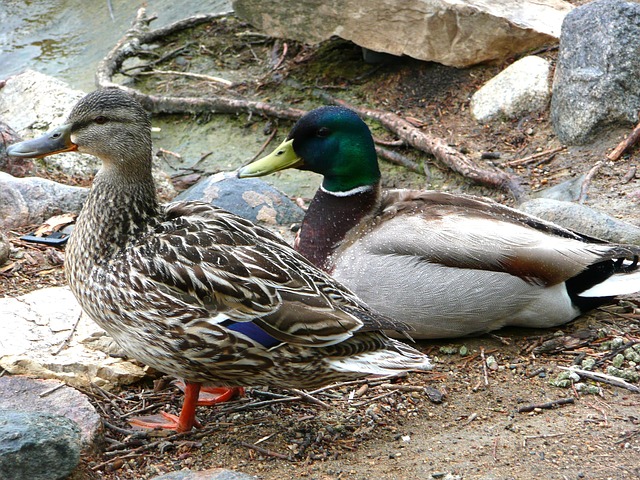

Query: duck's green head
left=238, top=106, right=380, bottom=194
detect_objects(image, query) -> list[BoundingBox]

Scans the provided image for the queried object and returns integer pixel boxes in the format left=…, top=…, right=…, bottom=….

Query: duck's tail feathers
left=579, top=267, right=640, bottom=297
left=328, top=339, right=432, bottom=375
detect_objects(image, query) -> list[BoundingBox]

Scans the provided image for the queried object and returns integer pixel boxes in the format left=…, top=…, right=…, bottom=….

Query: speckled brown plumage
left=7, top=89, right=431, bottom=430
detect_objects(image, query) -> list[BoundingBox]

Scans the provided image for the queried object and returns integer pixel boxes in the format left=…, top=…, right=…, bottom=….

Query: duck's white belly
left=332, top=246, right=580, bottom=339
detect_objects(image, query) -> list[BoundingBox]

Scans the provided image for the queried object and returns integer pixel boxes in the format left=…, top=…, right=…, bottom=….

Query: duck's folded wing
left=128, top=203, right=405, bottom=347
left=364, top=190, right=640, bottom=286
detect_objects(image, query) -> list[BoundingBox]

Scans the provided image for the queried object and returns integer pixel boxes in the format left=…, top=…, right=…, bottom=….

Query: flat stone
left=0, top=376, right=102, bottom=452
left=551, top=0, right=640, bottom=144
left=518, top=198, right=640, bottom=245
left=0, top=409, right=81, bottom=480
left=0, top=286, right=147, bottom=390
left=233, top=0, right=573, bottom=67
left=471, top=56, right=551, bottom=123
left=177, top=172, right=304, bottom=225
left=151, top=468, right=258, bottom=480
left=0, top=171, right=89, bottom=230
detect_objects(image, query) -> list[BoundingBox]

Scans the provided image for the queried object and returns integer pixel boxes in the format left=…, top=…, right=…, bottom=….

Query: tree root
left=96, top=7, right=523, bottom=198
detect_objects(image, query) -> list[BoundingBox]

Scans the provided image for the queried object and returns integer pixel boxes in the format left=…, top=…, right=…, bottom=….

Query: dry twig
left=239, top=441, right=293, bottom=461
left=480, top=347, right=489, bottom=386
left=607, top=113, right=640, bottom=161
left=523, top=433, right=564, bottom=447
left=517, top=397, right=575, bottom=413
left=505, top=146, right=566, bottom=166
left=133, top=69, right=234, bottom=87
left=558, top=366, right=640, bottom=393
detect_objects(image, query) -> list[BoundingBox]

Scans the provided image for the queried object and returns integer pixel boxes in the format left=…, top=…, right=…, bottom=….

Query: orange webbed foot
left=173, top=380, right=245, bottom=405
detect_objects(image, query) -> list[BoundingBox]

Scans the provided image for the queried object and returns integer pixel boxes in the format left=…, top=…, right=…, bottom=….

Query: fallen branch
left=517, top=397, right=575, bottom=413
left=558, top=366, right=640, bottom=393
left=607, top=113, right=640, bottom=161
left=375, top=145, right=423, bottom=173
left=96, top=8, right=523, bottom=197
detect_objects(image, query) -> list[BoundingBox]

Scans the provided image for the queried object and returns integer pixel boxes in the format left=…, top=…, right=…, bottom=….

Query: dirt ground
left=2, top=10, right=640, bottom=480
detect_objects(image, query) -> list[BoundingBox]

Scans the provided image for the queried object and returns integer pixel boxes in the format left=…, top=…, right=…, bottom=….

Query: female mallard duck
left=237, top=106, right=640, bottom=339
left=7, top=90, right=431, bottom=432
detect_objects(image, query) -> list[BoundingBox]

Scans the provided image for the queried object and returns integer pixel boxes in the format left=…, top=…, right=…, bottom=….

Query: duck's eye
left=94, top=116, right=108, bottom=125
left=316, top=127, right=331, bottom=138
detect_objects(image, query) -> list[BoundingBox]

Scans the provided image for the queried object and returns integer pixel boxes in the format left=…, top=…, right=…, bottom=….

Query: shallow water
left=1, top=0, right=231, bottom=91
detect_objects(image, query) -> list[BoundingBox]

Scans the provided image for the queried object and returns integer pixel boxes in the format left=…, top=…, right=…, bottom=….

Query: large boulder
left=551, top=0, right=640, bottom=144
left=518, top=198, right=640, bottom=245
left=233, top=0, right=573, bottom=67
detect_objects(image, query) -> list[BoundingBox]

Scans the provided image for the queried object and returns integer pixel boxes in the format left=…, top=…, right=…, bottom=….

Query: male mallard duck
left=7, top=91, right=431, bottom=432
left=237, top=106, right=640, bottom=339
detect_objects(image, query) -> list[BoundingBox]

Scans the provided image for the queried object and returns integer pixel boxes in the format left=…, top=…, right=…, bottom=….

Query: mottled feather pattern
left=67, top=194, right=426, bottom=386
left=8, top=90, right=430, bottom=402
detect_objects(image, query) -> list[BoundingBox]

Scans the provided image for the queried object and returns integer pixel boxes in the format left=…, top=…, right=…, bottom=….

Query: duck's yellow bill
left=237, top=138, right=303, bottom=178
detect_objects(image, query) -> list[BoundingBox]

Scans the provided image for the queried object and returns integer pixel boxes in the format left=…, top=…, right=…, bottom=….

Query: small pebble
left=624, top=348, right=640, bottom=363
left=612, top=353, right=625, bottom=368
left=439, top=345, right=458, bottom=355
left=486, top=355, right=498, bottom=370
left=581, top=358, right=596, bottom=370
left=611, top=337, right=625, bottom=349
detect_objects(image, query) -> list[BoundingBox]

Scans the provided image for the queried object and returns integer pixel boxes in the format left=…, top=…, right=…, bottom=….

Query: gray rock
left=0, top=286, right=147, bottom=390
left=151, top=468, right=258, bottom=480
left=0, top=410, right=81, bottom=480
left=0, top=168, right=173, bottom=232
left=0, top=172, right=89, bottom=230
left=0, top=71, right=176, bottom=201
left=518, top=198, right=640, bottom=245
left=471, top=56, right=551, bottom=123
left=0, top=376, right=102, bottom=452
left=177, top=172, right=304, bottom=225
left=233, top=0, right=573, bottom=68
left=0, top=70, right=97, bottom=176
left=0, top=232, right=9, bottom=266
left=551, top=0, right=640, bottom=144
left=530, top=175, right=585, bottom=202
left=1, top=121, right=34, bottom=177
